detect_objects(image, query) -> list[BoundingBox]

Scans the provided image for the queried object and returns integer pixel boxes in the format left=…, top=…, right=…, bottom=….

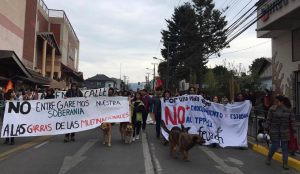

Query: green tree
left=204, top=69, right=217, bottom=95
left=161, top=0, right=228, bottom=90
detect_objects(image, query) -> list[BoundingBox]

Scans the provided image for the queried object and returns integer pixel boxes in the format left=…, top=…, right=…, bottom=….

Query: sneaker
left=10, top=141, right=15, bottom=145
left=3, top=141, right=9, bottom=145
left=136, top=135, right=140, bottom=140
left=283, top=164, right=289, bottom=170
left=265, top=159, right=271, bottom=166
left=64, top=138, right=69, bottom=143
left=70, top=137, right=75, bottom=142
left=132, top=137, right=136, bottom=142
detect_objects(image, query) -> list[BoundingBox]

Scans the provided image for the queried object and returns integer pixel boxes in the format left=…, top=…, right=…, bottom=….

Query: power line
left=209, top=40, right=271, bottom=59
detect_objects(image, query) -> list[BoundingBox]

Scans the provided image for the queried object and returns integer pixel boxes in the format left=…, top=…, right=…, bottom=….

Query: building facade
left=0, top=0, right=82, bottom=90
left=84, top=74, right=118, bottom=89
left=258, top=58, right=272, bottom=90
left=257, top=0, right=300, bottom=115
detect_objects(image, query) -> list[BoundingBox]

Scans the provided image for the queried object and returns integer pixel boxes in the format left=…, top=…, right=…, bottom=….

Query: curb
left=248, top=142, right=300, bottom=171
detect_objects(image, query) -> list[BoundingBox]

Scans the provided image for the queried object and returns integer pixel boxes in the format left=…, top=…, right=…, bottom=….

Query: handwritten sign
left=161, top=95, right=252, bottom=147
left=1, top=96, right=129, bottom=137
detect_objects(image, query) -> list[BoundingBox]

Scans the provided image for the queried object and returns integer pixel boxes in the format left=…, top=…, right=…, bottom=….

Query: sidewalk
left=248, top=136, right=300, bottom=171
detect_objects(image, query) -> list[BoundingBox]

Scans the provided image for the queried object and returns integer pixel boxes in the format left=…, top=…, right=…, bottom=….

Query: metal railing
left=248, top=108, right=300, bottom=145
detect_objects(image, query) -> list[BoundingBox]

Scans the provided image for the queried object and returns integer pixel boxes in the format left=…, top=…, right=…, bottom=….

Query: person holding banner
left=3, top=89, right=16, bottom=145
left=132, top=92, right=145, bottom=141
left=265, top=96, right=297, bottom=170
left=45, top=89, right=55, bottom=99
left=64, top=83, right=83, bottom=143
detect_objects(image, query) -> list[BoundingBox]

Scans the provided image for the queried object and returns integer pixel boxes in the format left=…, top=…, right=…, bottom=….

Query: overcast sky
left=44, top=0, right=271, bottom=83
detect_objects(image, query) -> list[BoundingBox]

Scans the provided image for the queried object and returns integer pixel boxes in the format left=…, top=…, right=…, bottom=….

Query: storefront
left=0, top=50, right=50, bottom=90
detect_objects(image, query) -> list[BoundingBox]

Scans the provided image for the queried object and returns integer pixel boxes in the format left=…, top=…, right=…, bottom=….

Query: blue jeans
left=267, top=140, right=289, bottom=164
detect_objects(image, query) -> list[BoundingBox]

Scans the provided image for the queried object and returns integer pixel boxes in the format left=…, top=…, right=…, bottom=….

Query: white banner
left=1, top=96, right=129, bottom=137
left=161, top=95, right=252, bottom=147
left=38, top=88, right=108, bottom=99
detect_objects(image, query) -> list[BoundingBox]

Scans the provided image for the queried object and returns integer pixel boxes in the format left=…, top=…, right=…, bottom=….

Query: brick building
left=0, top=0, right=82, bottom=90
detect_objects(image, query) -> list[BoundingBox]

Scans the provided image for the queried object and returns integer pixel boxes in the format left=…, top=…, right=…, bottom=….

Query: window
left=295, top=71, right=300, bottom=121
left=293, top=29, right=300, bottom=61
left=96, top=82, right=102, bottom=87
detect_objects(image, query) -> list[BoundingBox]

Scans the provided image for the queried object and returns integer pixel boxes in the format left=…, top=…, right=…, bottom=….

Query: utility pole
left=151, top=63, right=158, bottom=92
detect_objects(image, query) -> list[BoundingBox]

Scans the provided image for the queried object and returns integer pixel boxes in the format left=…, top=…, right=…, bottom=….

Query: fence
left=248, top=108, right=300, bottom=146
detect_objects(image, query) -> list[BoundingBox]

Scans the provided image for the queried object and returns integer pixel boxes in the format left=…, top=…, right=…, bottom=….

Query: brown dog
left=161, top=121, right=205, bottom=161
left=120, top=122, right=134, bottom=144
left=100, top=123, right=112, bottom=147
left=179, top=132, right=205, bottom=161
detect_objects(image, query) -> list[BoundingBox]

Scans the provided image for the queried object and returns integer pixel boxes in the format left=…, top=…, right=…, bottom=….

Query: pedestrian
left=64, top=83, right=83, bottom=143
left=235, top=93, right=245, bottom=102
left=3, top=89, right=16, bottom=145
left=0, top=87, right=5, bottom=123
left=45, top=88, right=55, bottom=99
left=188, top=87, right=196, bottom=95
left=108, top=88, right=115, bottom=96
left=221, top=96, right=229, bottom=105
left=265, top=96, right=297, bottom=170
left=282, top=97, right=299, bottom=156
left=141, top=89, right=152, bottom=131
left=132, top=92, right=145, bottom=141
left=262, top=89, right=272, bottom=118
left=152, top=89, right=163, bottom=138
left=213, top=96, right=219, bottom=103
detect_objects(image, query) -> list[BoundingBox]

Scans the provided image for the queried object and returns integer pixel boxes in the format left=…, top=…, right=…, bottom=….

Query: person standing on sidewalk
left=265, top=95, right=297, bottom=170
left=282, top=97, right=299, bottom=156
left=64, top=83, right=83, bottom=143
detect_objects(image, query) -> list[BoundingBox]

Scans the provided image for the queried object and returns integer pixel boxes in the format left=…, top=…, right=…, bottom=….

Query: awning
left=0, top=50, right=32, bottom=78
left=26, top=68, right=51, bottom=85
left=37, top=32, right=61, bottom=55
left=61, top=63, right=83, bottom=81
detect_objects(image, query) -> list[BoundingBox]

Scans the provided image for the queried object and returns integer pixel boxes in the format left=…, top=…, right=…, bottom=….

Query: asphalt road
left=0, top=125, right=298, bottom=174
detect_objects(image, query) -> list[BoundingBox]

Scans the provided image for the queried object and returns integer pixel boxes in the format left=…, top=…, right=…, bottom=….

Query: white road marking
left=150, top=143, right=163, bottom=174
left=58, top=139, right=98, bottom=174
left=142, top=132, right=155, bottom=174
left=199, top=146, right=244, bottom=174
left=227, top=157, right=244, bottom=166
left=34, top=141, right=49, bottom=149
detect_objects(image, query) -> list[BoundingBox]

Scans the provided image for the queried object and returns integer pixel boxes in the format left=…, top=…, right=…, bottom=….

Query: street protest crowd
left=0, top=84, right=299, bottom=170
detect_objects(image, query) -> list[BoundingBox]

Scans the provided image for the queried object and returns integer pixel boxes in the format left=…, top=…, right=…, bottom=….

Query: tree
left=204, top=69, right=217, bottom=95
left=161, top=0, right=228, bottom=90
left=249, top=57, right=266, bottom=79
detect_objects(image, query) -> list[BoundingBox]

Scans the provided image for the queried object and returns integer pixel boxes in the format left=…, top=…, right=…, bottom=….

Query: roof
left=0, top=50, right=32, bottom=78
left=86, top=74, right=115, bottom=82
left=258, top=58, right=272, bottom=76
left=61, top=63, right=83, bottom=81
left=37, top=32, right=61, bottom=55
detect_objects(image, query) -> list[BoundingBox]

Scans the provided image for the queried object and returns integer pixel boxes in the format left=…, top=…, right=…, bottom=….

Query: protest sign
left=1, top=96, right=129, bottom=137
left=161, top=95, right=252, bottom=147
left=38, top=88, right=108, bottom=99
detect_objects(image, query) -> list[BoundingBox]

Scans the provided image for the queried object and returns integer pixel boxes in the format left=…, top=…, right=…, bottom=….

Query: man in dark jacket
left=265, top=95, right=297, bottom=170
left=64, top=83, right=83, bottom=143
left=141, top=89, right=152, bottom=131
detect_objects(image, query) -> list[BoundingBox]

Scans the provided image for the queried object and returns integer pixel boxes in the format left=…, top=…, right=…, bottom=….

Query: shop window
left=293, top=29, right=300, bottom=61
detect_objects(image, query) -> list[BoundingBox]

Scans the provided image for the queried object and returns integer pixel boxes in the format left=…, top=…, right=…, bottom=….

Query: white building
left=256, top=0, right=300, bottom=114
